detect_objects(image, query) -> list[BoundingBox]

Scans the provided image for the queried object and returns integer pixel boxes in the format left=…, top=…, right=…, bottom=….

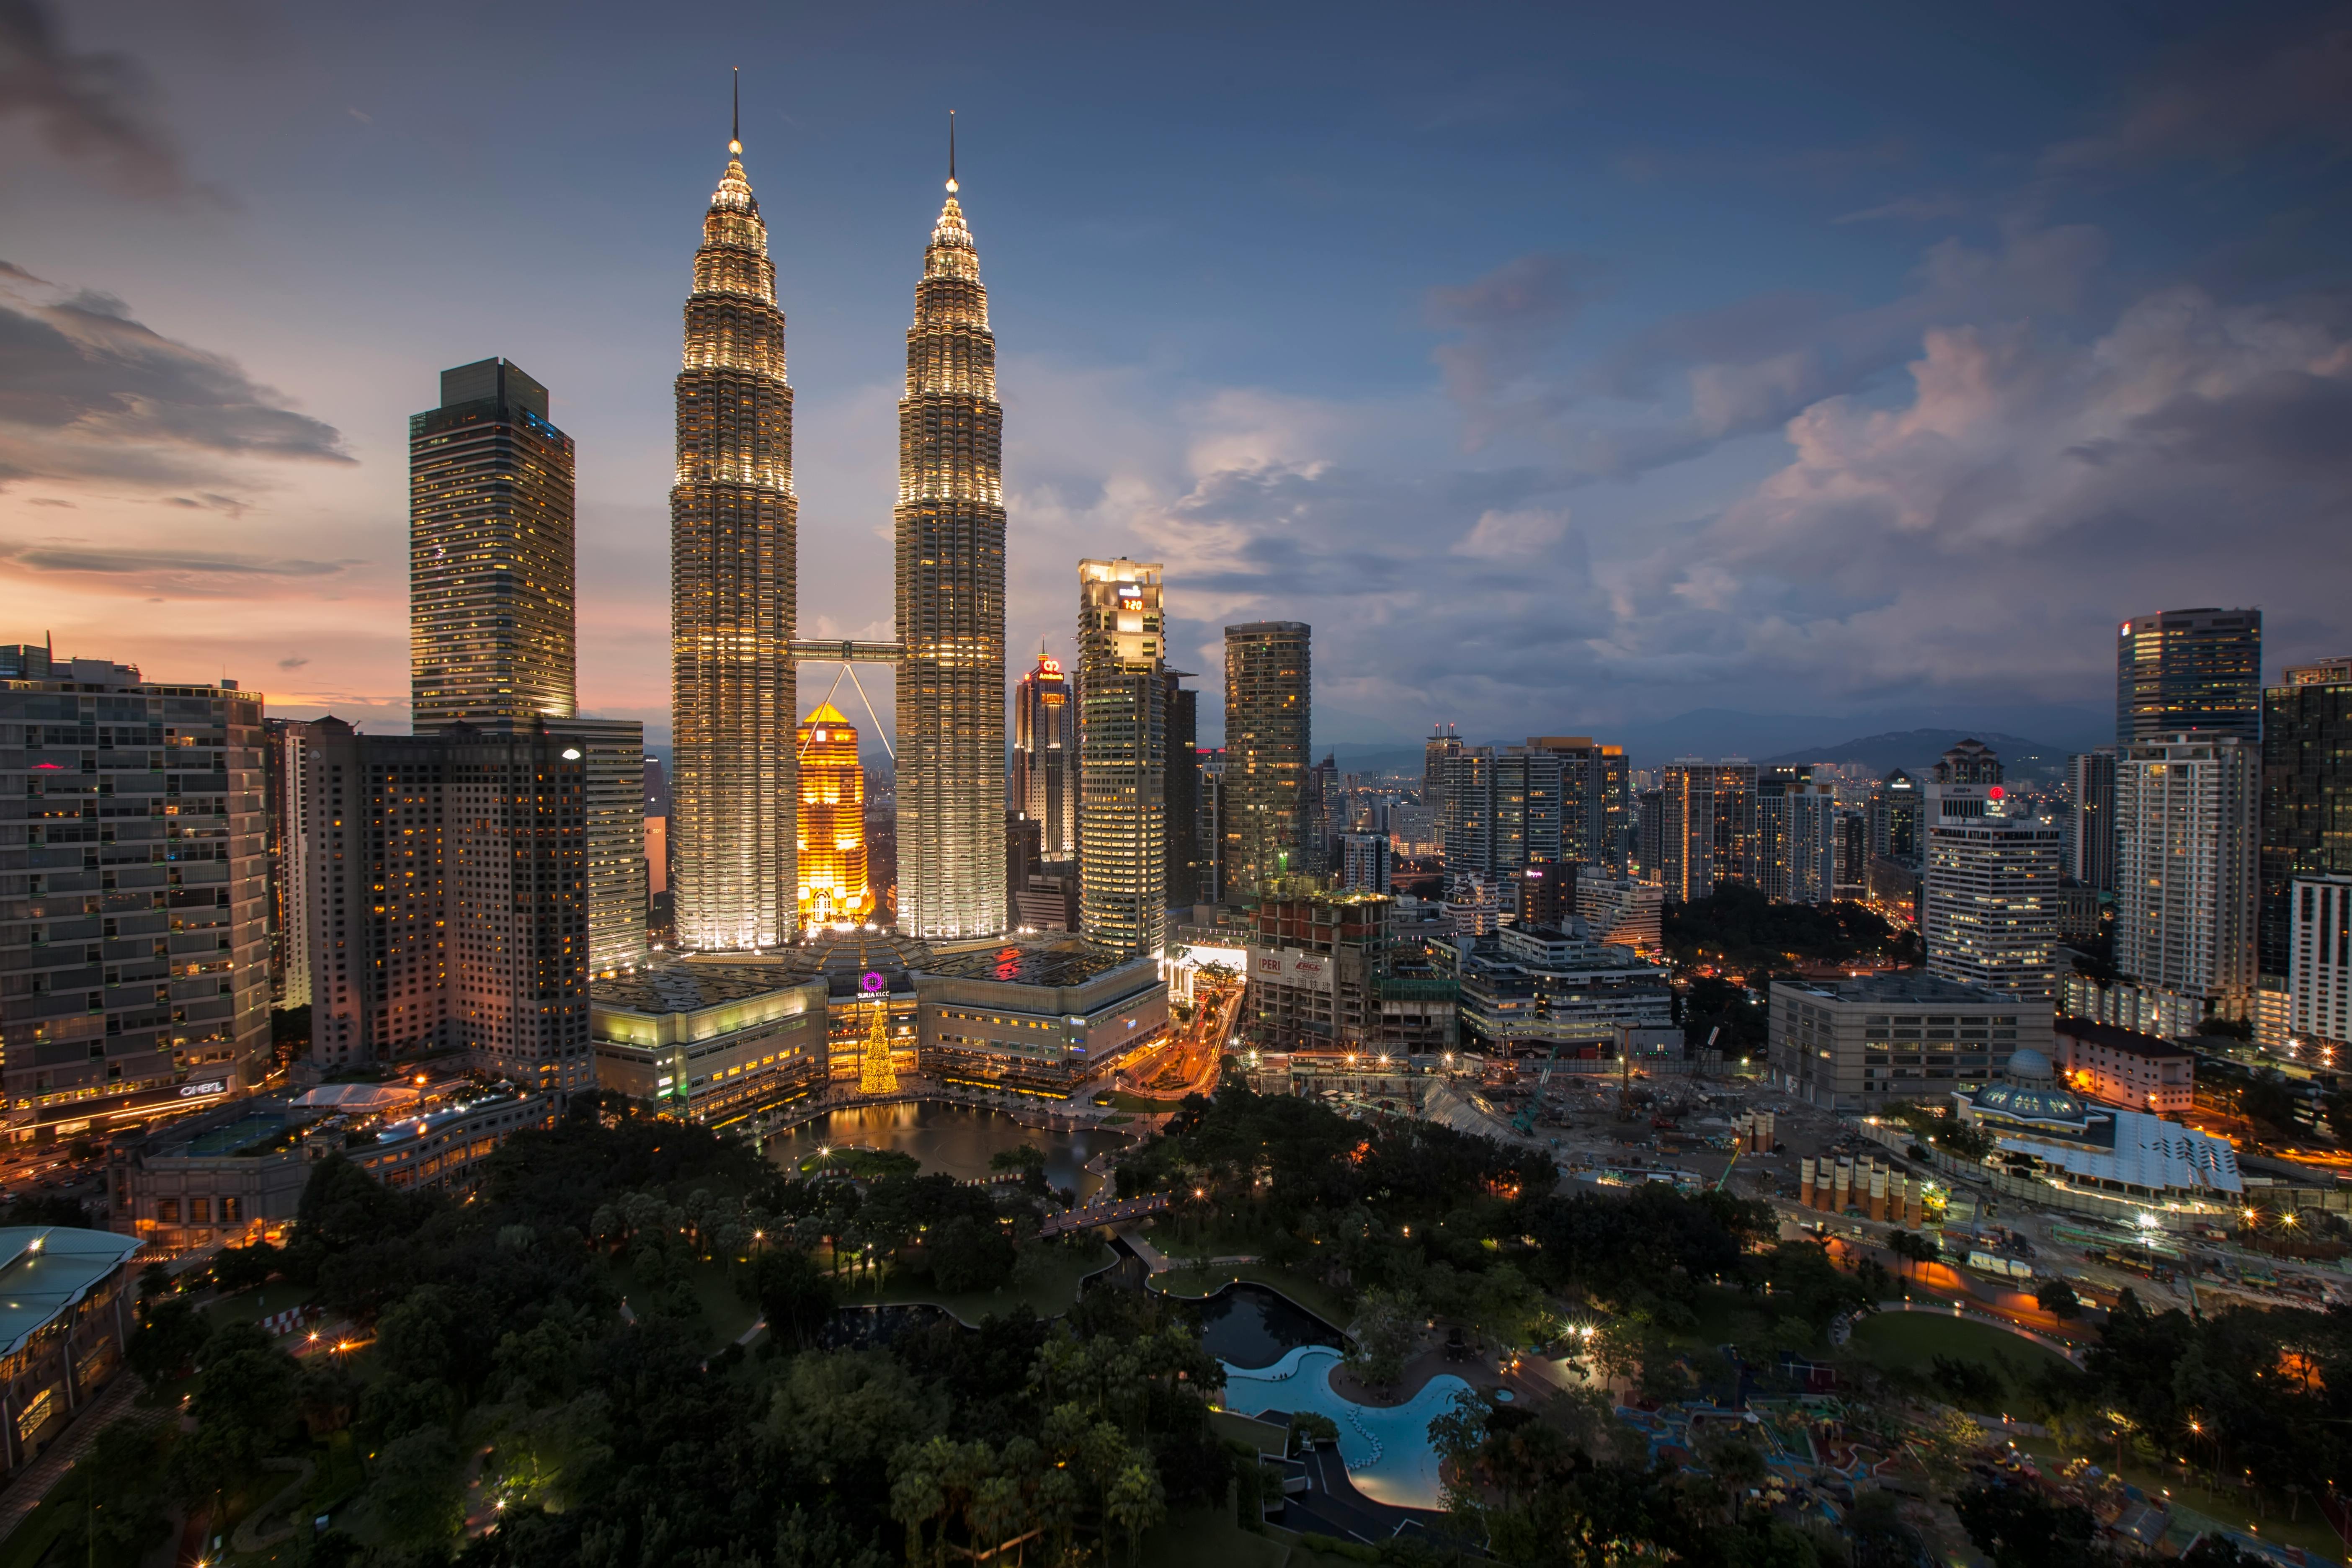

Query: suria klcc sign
left=1250, top=948, right=1333, bottom=993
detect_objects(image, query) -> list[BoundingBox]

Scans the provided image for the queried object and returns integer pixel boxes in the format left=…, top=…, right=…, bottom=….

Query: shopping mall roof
left=0, top=1228, right=142, bottom=1355
left=919, top=939, right=1136, bottom=989
left=592, top=962, right=811, bottom=1016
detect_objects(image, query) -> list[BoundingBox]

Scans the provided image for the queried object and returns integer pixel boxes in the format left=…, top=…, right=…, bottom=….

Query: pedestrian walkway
left=0, top=1375, right=149, bottom=1547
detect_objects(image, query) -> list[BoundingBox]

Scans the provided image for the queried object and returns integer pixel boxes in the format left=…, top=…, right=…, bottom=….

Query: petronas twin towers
left=671, top=115, right=1005, bottom=950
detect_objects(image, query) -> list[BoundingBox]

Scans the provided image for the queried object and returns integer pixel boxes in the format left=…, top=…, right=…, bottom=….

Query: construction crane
left=1512, top=1043, right=1565, bottom=1134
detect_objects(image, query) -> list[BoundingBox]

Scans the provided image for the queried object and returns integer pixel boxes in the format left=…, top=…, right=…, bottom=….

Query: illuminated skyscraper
left=895, top=138, right=1006, bottom=939
left=2117, top=608, right=2262, bottom=746
left=1223, top=622, right=1311, bottom=898
left=1012, top=653, right=1074, bottom=860
left=1078, top=560, right=1166, bottom=957
left=410, top=358, right=576, bottom=727
left=796, top=702, right=872, bottom=928
left=671, top=111, right=797, bottom=950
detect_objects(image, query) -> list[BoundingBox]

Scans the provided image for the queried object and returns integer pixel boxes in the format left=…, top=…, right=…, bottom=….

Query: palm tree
left=889, top=1462, right=943, bottom=1568
left=1104, top=1462, right=1166, bottom=1567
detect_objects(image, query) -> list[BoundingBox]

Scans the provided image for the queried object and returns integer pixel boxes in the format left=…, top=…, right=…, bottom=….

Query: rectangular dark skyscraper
left=2117, top=608, right=2262, bottom=747
left=410, top=358, right=575, bottom=726
left=1222, top=622, right=1310, bottom=898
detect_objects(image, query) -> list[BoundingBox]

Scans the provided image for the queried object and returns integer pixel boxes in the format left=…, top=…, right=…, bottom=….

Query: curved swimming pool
left=1218, top=1345, right=1468, bottom=1510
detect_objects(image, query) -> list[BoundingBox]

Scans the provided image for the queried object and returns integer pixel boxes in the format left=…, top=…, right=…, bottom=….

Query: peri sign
left=1249, top=948, right=1333, bottom=993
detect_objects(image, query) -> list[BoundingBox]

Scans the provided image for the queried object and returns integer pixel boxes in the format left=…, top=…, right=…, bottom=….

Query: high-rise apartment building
left=1444, top=746, right=1563, bottom=877
left=1922, top=797, right=2063, bottom=1001
left=0, top=647, right=268, bottom=1137
left=1338, top=833, right=1393, bottom=895
left=1653, top=761, right=1757, bottom=901
left=1423, top=723, right=1462, bottom=831
left=1197, top=748, right=1227, bottom=903
left=895, top=162, right=1008, bottom=940
left=1164, top=673, right=1202, bottom=908
left=554, top=720, right=648, bottom=975
left=263, top=717, right=317, bottom=1010
left=1834, top=810, right=1867, bottom=901
left=410, top=358, right=575, bottom=728
left=2067, top=748, right=2117, bottom=893
left=671, top=125, right=797, bottom=951
left=1527, top=737, right=1629, bottom=872
left=1011, top=653, right=1075, bottom=861
left=1223, top=622, right=1311, bottom=899
left=1867, top=769, right=1922, bottom=868
left=1783, top=781, right=1840, bottom=906
left=2117, top=608, right=2262, bottom=746
left=304, top=719, right=591, bottom=1091
left=2115, top=733, right=2259, bottom=1026
left=1304, top=752, right=1339, bottom=877
left=2259, top=658, right=2352, bottom=985
left=795, top=703, right=872, bottom=928
left=2288, top=874, right=2352, bottom=1054
left=1076, top=560, right=1166, bottom=957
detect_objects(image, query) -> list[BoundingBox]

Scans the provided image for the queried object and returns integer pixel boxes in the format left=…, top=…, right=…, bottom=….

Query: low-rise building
left=917, top=941, right=1167, bottom=1095
left=2053, top=1015, right=2193, bottom=1114
left=1769, top=972, right=2053, bottom=1112
left=590, top=963, right=829, bottom=1125
left=1953, top=1048, right=2239, bottom=1202
left=1574, top=876, right=1663, bottom=956
left=1455, top=921, right=1672, bottom=1052
left=0, top=1227, right=142, bottom=1477
left=346, top=1088, right=558, bottom=1191
left=2061, top=973, right=2212, bottom=1042
left=107, top=1099, right=321, bottom=1251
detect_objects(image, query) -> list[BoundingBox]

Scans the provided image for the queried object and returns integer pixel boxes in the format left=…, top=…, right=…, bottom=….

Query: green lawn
left=1137, top=1505, right=1292, bottom=1568
left=1149, top=1261, right=1352, bottom=1335
left=1843, top=1311, right=2072, bottom=1402
left=204, top=1280, right=314, bottom=1331
left=607, top=1258, right=762, bottom=1349
left=835, top=1242, right=1119, bottom=1327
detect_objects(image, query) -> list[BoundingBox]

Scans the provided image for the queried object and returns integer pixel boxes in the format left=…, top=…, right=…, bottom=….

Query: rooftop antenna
left=730, top=67, right=741, bottom=155
left=946, top=109, right=957, bottom=193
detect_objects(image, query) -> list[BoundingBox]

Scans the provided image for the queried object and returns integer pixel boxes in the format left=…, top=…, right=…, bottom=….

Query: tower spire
left=730, top=67, right=741, bottom=155
left=946, top=109, right=957, bottom=193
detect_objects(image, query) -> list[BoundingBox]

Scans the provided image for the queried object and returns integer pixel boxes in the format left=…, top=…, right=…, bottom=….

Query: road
left=1122, top=976, right=1243, bottom=1098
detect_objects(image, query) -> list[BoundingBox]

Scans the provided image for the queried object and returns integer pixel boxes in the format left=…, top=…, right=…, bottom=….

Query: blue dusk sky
left=2, top=1, right=2348, bottom=756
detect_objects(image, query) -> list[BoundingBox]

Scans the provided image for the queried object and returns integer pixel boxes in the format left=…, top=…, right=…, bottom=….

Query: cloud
left=1452, top=506, right=1572, bottom=559
left=277, top=655, right=309, bottom=670
left=0, top=539, right=360, bottom=599
left=0, top=273, right=351, bottom=491
left=0, top=0, right=187, bottom=195
left=1438, top=220, right=2108, bottom=482
left=1610, top=285, right=2352, bottom=705
left=2042, top=11, right=2352, bottom=173
left=1426, top=252, right=1602, bottom=447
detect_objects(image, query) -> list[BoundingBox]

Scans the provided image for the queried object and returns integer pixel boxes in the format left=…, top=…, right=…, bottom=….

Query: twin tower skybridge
left=786, top=640, right=904, bottom=761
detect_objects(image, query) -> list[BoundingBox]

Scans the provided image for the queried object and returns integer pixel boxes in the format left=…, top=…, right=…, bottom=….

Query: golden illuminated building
left=895, top=126, right=1007, bottom=939
left=671, top=99, right=798, bottom=951
left=795, top=702, right=872, bottom=928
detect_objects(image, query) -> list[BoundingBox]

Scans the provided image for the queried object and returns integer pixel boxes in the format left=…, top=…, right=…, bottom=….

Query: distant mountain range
left=1759, top=729, right=2073, bottom=780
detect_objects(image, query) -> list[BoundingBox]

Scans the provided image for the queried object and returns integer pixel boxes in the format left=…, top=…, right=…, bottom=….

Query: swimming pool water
left=1218, top=1345, right=1468, bottom=1510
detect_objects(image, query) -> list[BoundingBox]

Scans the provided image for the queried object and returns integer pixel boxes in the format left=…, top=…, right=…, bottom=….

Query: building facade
left=671, top=129, right=798, bottom=951
left=2115, top=733, right=2259, bottom=1026
left=1012, top=653, right=1074, bottom=862
left=1223, top=623, right=1312, bottom=899
left=591, top=963, right=829, bottom=1125
left=1076, top=560, right=1167, bottom=958
left=2117, top=607, right=2262, bottom=747
left=895, top=169, right=1008, bottom=941
left=1867, top=770, right=1922, bottom=869
left=0, top=1227, right=143, bottom=1478
left=1529, top=737, right=1629, bottom=873
left=1164, top=673, right=1202, bottom=908
left=263, top=717, right=317, bottom=1010
left=795, top=704, right=872, bottom=928
left=2052, top=1016, right=2193, bottom=1115
left=1576, top=876, right=1664, bottom=955
left=2288, top=874, right=2352, bottom=1055
left=1922, top=806, right=2063, bottom=1002
left=1653, top=760, right=1757, bottom=901
left=1767, top=972, right=2052, bottom=1112
left=410, top=358, right=576, bottom=729
left=1337, top=833, right=1392, bottom=894
left=2259, top=658, right=2352, bottom=988
left=1444, top=746, right=1564, bottom=877
left=1423, top=724, right=1463, bottom=836
left=0, top=648, right=268, bottom=1141
left=303, top=720, right=592, bottom=1092
left=1455, top=921, right=1674, bottom=1052
left=2068, top=748, right=2117, bottom=894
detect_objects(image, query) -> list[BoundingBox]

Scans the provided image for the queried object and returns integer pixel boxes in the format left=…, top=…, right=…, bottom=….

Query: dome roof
left=2003, top=1047, right=2055, bottom=1084
left=1971, top=1079, right=2089, bottom=1127
left=773, top=929, right=934, bottom=998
